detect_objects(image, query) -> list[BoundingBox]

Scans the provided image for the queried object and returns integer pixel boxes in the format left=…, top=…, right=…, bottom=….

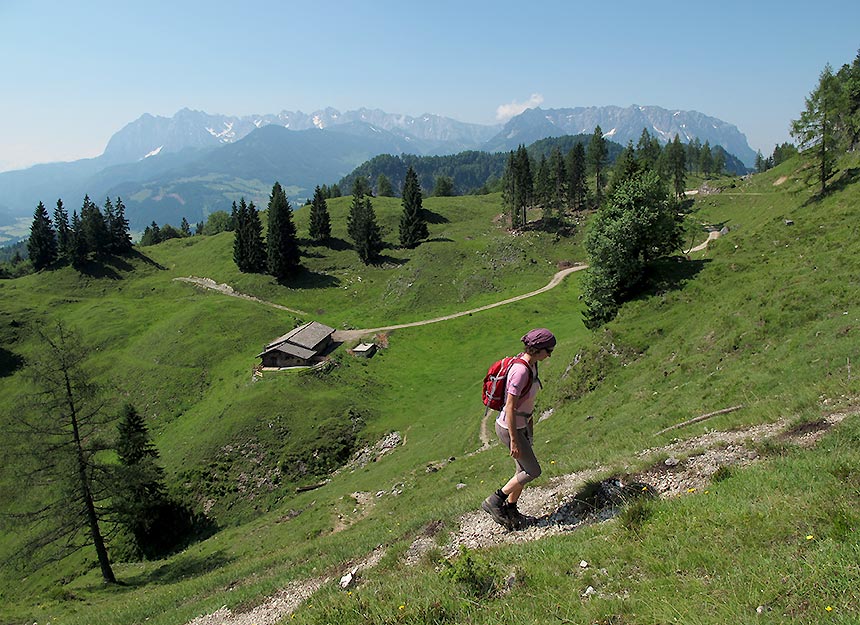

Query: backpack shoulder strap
left=510, top=357, right=534, bottom=396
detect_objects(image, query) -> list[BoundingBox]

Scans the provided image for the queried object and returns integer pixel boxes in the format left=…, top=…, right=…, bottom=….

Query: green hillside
left=1, top=158, right=859, bottom=625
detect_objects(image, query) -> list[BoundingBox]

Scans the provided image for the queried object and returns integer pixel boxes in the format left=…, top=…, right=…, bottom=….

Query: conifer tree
left=609, top=140, right=639, bottom=194
left=549, top=147, right=567, bottom=218
left=27, top=201, right=58, bottom=271
left=566, top=142, right=588, bottom=211
left=245, top=201, right=267, bottom=272
left=792, top=63, right=840, bottom=194
left=347, top=180, right=383, bottom=264
left=232, top=200, right=247, bottom=269
left=180, top=217, right=192, bottom=237
left=80, top=195, right=109, bottom=258
left=69, top=210, right=88, bottom=266
left=140, top=221, right=162, bottom=247
left=309, top=185, right=332, bottom=243
left=103, top=197, right=117, bottom=249
left=588, top=126, right=608, bottom=207
left=266, top=182, right=301, bottom=279
left=114, top=403, right=169, bottom=558
left=399, top=166, right=428, bottom=248
left=376, top=173, right=394, bottom=197
left=111, top=197, right=133, bottom=253
left=666, top=134, right=687, bottom=198
left=534, top=154, right=551, bottom=209
left=54, top=199, right=71, bottom=263
left=636, top=128, right=661, bottom=172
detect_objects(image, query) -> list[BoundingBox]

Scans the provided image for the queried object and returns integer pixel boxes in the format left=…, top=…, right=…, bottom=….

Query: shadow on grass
left=801, top=168, right=860, bottom=206
left=277, top=267, right=341, bottom=289
left=0, top=346, right=24, bottom=377
left=424, top=209, right=450, bottom=225
left=124, top=550, right=234, bottom=587
left=635, top=257, right=711, bottom=301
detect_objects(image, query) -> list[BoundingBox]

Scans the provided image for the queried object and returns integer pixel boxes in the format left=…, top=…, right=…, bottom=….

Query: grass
left=2, top=159, right=860, bottom=625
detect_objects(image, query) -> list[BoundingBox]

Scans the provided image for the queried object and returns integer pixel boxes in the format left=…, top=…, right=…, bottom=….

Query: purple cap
left=521, top=328, right=556, bottom=350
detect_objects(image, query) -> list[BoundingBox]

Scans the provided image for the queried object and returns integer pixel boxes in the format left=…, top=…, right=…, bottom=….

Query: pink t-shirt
left=495, top=358, right=538, bottom=430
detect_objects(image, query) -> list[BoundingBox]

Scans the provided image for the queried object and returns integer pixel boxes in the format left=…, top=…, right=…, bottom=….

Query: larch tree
left=791, top=63, right=840, bottom=195
left=7, top=322, right=117, bottom=582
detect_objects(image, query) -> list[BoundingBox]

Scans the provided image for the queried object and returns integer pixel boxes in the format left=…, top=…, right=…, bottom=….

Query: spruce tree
left=80, top=195, right=109, bottom=258
left=232, top=200, right=247, bottom=270
left=69, top=210, right=88, bottom=266
left=54, top=199, right=71, bottom=263
left=666, top=134, right=687, bottom=198
left=180, top=217, right=192, bottom=237
left=308, top=185, right=332, bottom=243
left=27, top=201, right=58, bottom=271
left=549, top=147, right=567, bottom=218
left=112, top=197, right=133, bottom=253
left=348, top=181, right=383, bottom=264
left=588, top=126, right=608, bottom=207
left=245, top=201, right=267, bottom=272
left=103, top=197, right=117, bottom=251
left=399, top=166, right=428, bottom=248
left=566, top=143, right=588, bottom=211
left=266, top=182, right=301, bottom=279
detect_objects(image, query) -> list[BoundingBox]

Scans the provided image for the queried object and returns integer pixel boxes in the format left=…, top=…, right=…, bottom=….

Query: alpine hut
left=257, top=321, right=335, bottom=368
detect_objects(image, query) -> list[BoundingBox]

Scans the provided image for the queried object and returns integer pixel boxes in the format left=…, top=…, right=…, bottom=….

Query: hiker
left=482, top=327, right=556, bottom=529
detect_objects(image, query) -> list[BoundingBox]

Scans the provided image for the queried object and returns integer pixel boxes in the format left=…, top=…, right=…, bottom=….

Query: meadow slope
left=1, top=160, right=859, bottom=625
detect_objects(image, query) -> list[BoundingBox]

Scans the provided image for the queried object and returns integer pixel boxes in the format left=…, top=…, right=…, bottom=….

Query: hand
left=510, top=441, right=521, bottom=459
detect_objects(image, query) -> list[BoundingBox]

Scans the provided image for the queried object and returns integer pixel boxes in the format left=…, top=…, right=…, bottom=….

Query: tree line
left=26, top=196, right=133, bottom=271
left=232, top=168, right=430, bottom=271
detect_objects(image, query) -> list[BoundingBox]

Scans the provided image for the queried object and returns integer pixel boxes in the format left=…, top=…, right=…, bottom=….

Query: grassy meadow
left=1, top=158, right=859, bottom=625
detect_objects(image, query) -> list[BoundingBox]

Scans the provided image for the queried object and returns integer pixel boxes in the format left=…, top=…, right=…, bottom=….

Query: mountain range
left=0, top=105, right=758, bottom=234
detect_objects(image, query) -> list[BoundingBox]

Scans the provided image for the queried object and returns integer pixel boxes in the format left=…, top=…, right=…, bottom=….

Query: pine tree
left=699, top=141, right=714, bottom=175
left=566, top=142, right=588, bottom=211
left=266, top=182, right=301, bottom=279
left=399, top=166, right=428, bottom=248
left=54, top=199, right=71, bottom=263
left=27, top=201, right=58, bottom=270
left=534, top=154, right=552, bottom=209
left=588, top=126, right=608, bottom=207
left=549, top=147, right=567, bottom=218
left=180, top=217, right=192, bottom=237
left=308, top=185, right=332, bottom=243
left=636, top=128, right=661, bottom=172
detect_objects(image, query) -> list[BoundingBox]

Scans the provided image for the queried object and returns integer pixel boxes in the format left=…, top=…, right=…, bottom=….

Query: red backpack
left=482, top=356, right=534, bottom=412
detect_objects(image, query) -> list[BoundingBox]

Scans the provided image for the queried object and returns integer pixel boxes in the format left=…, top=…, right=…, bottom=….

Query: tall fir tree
left=80, top=195, right=109, bottom=258
left=566, top=142, right=588, bottom=211
left=666, top=134, right=687, bottom=198
left=27, top=201, right=58, bottom=271
left=635, top=128, right=662, bottom=172
left=549, top=147, right=567, bottom=218
left=111, top=197, right=133, bottom=253
left=54, top=199, right=71, bottom=263
left=232, top=200, right=247, bottom=269
left=244, top=201, right=267, bottom=272
left=588, top=126, right=608, bottom=207
left=347, top=180, right=383, bottom=264
left=69, top=210, right=88, bottom=267
left=399, top=166, right=428, bottom=248
left=103, top=197, right=117, bottom=251
left=266, top=181, right=301, bottom=279
left=308, top=185, right=332, bottom=243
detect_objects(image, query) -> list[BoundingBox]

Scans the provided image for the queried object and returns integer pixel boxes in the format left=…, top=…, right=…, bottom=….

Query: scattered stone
left=664, top=457, right=680, bottom=467
left=580, top=560, right=589, bottom=569
left=339, top=569, right=357, bottom=589
left=582, top=585, right=596, bottom=598
left=456, top=483, right=467, bottom=490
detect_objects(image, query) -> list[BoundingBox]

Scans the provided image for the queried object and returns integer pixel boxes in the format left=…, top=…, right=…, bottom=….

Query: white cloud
left=496, top=94, right=544, bottom=122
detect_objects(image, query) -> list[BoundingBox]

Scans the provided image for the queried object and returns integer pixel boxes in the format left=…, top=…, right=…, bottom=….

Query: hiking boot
left=482, top=492, right=512, bottom=529
left=503, top=501, right=529, bottom=530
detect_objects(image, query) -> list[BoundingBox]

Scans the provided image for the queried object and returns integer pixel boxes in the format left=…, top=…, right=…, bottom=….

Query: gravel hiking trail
left=184, top=405, right=854, bottom=625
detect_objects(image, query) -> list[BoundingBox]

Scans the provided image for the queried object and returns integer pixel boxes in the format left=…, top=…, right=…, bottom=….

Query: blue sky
left=1, top=0, right=858, bottom=172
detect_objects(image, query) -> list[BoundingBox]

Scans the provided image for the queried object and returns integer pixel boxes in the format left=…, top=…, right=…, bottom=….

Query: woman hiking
left=482, top=328, right=556, bottom=530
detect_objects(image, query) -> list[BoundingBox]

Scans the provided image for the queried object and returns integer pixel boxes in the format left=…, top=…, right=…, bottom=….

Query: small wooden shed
left=257, top=321, right=335, bottom=368
left=353, top=342, right=377, bottom=358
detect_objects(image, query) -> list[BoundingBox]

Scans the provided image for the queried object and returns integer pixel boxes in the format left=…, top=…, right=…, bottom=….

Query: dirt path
left=333, top=265, right=588, bottom=342
left=173, top=276, right=309, bottom=316
left=184, top=407, right=853, bottom=625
